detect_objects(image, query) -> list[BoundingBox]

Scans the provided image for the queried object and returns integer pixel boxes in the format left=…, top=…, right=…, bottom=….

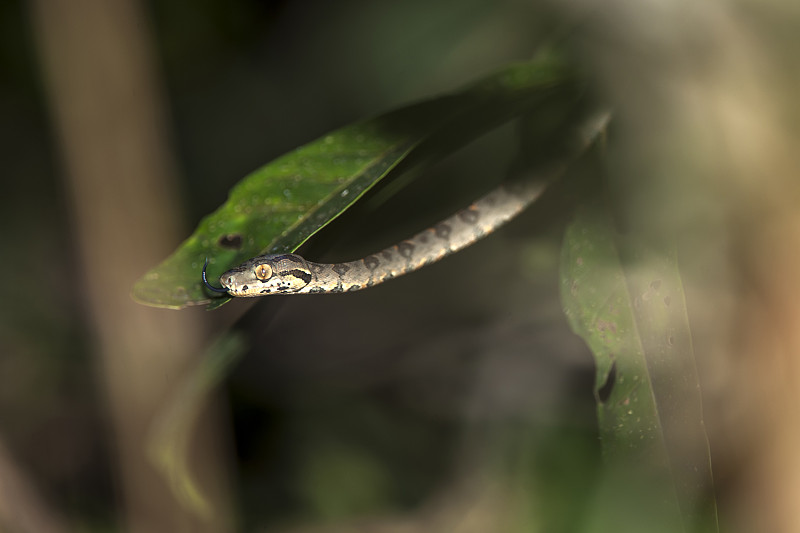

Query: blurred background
left=3, top=0, right=800, bottom=532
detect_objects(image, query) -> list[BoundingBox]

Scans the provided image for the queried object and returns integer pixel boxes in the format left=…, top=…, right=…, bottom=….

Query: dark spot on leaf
left=664, top=296, right=671, bottom=306
left=650, top=279, right=662, bottom=290
left=597, top=362, right=616, bottom=403
left=218, top=233, right=243, bottom=249
left=596, top=319, right=617, bottom=335
left=667, top=335, right=675, bottom=346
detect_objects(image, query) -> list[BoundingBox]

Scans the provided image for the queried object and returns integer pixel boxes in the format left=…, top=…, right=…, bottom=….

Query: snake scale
left=202, top=111, right=609, bottom=297
left=204, top=178, right=547, bottom=296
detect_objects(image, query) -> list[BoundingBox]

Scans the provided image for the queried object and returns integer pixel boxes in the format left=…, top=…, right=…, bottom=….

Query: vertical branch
left=0, top=437, right=66, bottom=533
left=29, top=0, right=233, bottom=531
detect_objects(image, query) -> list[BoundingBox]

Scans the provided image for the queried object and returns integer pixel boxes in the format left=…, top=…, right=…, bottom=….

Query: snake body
left=211, top=178, right=547, bottom=296
left=204, top=111, right=610, bottom=297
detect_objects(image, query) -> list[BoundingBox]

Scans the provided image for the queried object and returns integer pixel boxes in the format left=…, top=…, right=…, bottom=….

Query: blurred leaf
left=560, top=207, right=718, bottom=532
left=298, top=441, right=393, bottom=520
left=147, top=333, right=246, bottom=519
left=132, top=49, right=572, bottom=309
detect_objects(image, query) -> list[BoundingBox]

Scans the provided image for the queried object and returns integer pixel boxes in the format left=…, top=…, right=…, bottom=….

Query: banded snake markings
left=202, top=112, right=610, bottom=297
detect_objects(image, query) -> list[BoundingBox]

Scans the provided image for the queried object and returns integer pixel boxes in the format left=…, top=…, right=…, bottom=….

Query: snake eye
left=254, top=264, right=273, bottom=280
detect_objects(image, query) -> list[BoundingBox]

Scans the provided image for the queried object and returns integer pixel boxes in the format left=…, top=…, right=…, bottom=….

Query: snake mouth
left=202, top=258, right=230, bottom=295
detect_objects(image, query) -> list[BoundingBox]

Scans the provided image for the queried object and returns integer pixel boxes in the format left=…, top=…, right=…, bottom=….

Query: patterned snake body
left=204, top=111, right=610, bottom=297
left=214, top=179, right=547, bottom=296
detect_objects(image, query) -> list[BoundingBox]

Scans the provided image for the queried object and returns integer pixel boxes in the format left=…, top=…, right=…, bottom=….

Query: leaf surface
left=560, top=207, right=718, bottom=532
left=132, top=51, right=570, bottom=309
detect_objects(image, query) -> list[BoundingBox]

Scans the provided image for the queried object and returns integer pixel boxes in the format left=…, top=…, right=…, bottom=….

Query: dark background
left=3, top=1, right=800, bottom=532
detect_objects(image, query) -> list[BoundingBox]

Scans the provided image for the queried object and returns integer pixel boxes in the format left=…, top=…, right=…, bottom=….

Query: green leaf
left=560, top=207, right=718, bottom=532
left=147, top=332, right=246, bottom=518
left=132, top=49, right=572, bottom=309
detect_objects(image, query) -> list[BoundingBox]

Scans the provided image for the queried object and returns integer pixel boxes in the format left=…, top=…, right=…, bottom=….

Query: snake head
left=220, top=253, right=313, bottom=296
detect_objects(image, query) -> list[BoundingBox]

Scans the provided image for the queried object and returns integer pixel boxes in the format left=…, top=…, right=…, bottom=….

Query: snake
left=203, top=178, right=547, bottom=296
left=202, top=111, right=610, bottom=297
